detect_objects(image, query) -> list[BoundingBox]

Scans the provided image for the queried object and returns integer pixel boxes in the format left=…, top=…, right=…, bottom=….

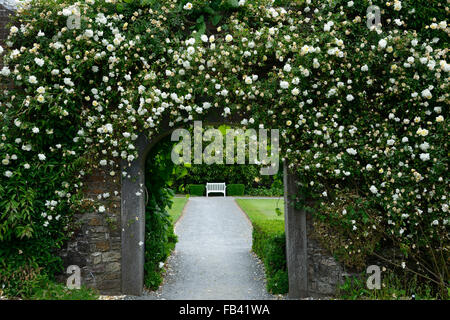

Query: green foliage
left=29, top=282, right=99, bottom=300
left=143, top=137, right=180, bottom=290
left=252, top=225, right=287, bottom=294
left=0, top=259, right=98, bottom=299
left=236, top=199, right=287, bottom=294
left=246, top=186, right=284, bottom=197
left=176, top=164, right=265, bottom=189
left=188, top=184, right=206, bottom=196
left=312, top=192, right=384, bottom=270
left=226, top=184, right=245, bottom=196
left=174, top=163, right=282, bottom=195
left=171, top=124, right=282, bottom=193
left=337, top=270, right=447, bottom=300
left=0, top=260, right=47, bottom=298
left=267, top=269, right=289, bottom=294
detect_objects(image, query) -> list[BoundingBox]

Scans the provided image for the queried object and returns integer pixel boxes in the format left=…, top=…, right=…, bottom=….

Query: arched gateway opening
left=120, top=112, right=341, bottom=298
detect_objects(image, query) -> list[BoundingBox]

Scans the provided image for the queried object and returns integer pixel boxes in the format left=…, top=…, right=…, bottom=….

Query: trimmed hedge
left=188, top=184, right=205, bottom=196
left=227, top=184, right=245, bottom=196
left=252, top=222, right=288, bottom=294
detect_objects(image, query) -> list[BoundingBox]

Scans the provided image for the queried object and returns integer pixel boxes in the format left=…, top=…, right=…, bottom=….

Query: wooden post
left=120, top=135, right=148, bottom=295
left=283, top=162, right=308, bottom=298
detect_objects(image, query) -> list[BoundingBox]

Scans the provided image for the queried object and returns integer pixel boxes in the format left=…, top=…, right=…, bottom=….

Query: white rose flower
left=280, top=81, right=289, bottom=89
left=419, top=153, right=430, bottom=161
left=187, top=46, right=195, bottom=55
left=419, top=142, right=430, bottom=151
left=421, top=89, right=432, bottom=99
left=346, top=148, right=357, bottom=155
left=1, top=67, right=10, bottom=76
left=378, top=39, right=387, bottom=49
left=416, top=128, right=429, bottom=136
left=34, top=58, right=45, bottom=67
left=29, top=75, right=38, bottom=84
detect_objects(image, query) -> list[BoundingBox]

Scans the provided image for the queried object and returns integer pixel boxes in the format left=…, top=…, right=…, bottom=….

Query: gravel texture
left=126, top=197, right=279, bottom=300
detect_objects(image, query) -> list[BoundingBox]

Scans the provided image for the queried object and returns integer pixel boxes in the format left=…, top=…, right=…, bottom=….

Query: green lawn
left=235, top=199, right=284, bottom=233
left=167, top=197, right=188, bottom=222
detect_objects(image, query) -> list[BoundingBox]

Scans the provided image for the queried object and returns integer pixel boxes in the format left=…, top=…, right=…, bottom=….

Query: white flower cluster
left=0, top=0, right=448, bottom=262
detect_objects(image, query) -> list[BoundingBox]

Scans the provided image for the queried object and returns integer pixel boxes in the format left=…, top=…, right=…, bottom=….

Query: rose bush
left=0, top=0, right=448, bottom=294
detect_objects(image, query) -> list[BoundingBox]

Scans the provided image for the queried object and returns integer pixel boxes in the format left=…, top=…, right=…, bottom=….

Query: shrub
left=189, top=184, right=205, bottom=196
left=227, top=184, right=245, bottom=196
left=246, top=187, right=284, bottom=197
left=174, top=163, right=278, bottom=191
left=267, top=269, right=289, bottom=294
left=252, top=224, right=288, bottom=294
left=337, top=269, right=446, bottom=300
left=144, top=137, right=179, bottom=290
left=0, top=260, right=46, bottom=298
left=0, top=259, right=98, bottom=299
left=30, top=282, right=99, bottom=300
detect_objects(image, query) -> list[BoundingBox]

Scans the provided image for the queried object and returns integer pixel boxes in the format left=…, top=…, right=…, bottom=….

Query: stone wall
left=306, top=212, right=349, bottom=297
left=0, top=4, right=12, bottom=70
left=0, top=5, right=10, bottom=42
left=58, top=166, right=122, bottom=294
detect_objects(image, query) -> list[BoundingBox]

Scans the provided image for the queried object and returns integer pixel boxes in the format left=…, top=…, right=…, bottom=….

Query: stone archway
left=119, top=112, right=343, bottom=298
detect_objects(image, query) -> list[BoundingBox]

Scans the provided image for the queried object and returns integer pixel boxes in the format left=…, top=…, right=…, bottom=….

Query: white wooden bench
left=206, top=182, right=226, bottom=197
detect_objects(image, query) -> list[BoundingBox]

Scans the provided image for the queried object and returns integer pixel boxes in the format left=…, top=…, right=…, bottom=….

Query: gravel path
left=126, top=197, right=277, bottom=300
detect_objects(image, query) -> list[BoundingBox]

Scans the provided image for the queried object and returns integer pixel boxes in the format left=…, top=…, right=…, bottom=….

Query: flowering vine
left=0, top=0, right=448, bottom=288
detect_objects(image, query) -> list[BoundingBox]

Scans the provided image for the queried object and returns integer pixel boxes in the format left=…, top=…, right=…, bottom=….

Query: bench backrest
left=206, top=183, right=226, bottom=191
